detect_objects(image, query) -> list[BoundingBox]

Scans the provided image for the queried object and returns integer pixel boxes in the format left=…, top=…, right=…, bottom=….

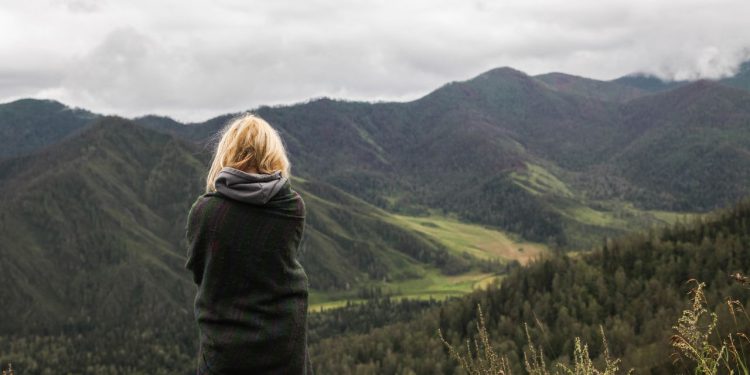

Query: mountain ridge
left=4, top=63, right=750, bottom=248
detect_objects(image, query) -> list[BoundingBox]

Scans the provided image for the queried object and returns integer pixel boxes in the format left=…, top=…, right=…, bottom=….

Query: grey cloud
left=1, top=0, right=750, bottom=121
left=53, top=0, right=104, bottom=13
left=0, top=70, right=63, bottom=95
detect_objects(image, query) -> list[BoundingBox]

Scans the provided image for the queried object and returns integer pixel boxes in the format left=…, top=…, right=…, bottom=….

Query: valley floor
left=309, top=213, right=544, bottom=311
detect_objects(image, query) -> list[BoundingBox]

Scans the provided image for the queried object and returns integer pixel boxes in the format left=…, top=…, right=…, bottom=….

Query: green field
left=389, top=214, right=547, bottom=263
left=309, top=268, right=504, bottom=312
left=309, top=212, right=544, bottom=312
left=510, top=162, right=696, bottom=248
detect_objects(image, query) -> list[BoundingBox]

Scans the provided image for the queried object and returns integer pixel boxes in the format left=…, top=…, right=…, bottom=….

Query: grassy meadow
left=309, top=212, right=545, bottom=311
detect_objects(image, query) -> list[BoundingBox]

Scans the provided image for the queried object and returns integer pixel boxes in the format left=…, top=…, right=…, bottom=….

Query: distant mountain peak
left=666, top=78, right=746, bottom=96
left=3, top=98, right=67, bottom=110
left=134, top=114, right=180, bottom=123
left=534, top=72, right=584, bottom=80
left=534, top=72, right=647, bottom=102
left=612, top=73, right=686, bottom=93
left=472, top=66, right=528, bottom=81
left=46, top=116, right=170, bottom=155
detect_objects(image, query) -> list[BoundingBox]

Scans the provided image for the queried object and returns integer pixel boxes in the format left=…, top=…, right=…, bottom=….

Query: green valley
left=309, top=210, right=543, bottom=310
left=389, top=214, right=546, bottom=263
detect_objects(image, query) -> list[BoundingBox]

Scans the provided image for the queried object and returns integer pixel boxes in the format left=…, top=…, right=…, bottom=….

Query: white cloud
left=55, top=0, right=103, bottom=13
left=0, top=0, right=749, bottom=121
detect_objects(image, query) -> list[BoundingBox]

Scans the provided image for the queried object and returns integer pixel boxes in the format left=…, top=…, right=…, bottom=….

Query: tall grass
left=438, top=305, right=513, bottom=375
left=438, top=273, right=750, bottom=375
left=438, top=304, right=630, bottom=375
left=670, top=279, right=750, bottom=374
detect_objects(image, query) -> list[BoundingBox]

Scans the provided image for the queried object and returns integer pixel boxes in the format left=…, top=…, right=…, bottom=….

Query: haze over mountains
left=2, top=62, right=750, bottom=373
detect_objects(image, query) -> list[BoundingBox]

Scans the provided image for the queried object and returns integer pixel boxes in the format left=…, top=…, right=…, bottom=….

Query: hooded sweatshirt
left=214, top=167, right=289, bottom=205
left=185, top=167, right=312, bottom=375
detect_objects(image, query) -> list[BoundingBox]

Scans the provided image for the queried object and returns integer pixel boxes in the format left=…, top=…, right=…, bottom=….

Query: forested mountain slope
left=310, top=199, right=750, bottom=374
left=535, top=72, right=647, bottom=102
left=5, top=62, right=750, bottom=248
left=0, top=117, right=481, bottom=373
left=0, top=117, right=201, bottom=333
left=0, top=99, right=96, bottom=159
left=611, top=81, right=750, bottom=210
left=0, top=115, right=473, bottom=314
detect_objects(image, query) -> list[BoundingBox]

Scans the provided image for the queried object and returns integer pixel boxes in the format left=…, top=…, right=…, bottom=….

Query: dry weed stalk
left=729, top=272, right=750, bottom=286
left=555, top=326, right=627, bottom=375
left=440, top=305, right=630, bottom=375
left=439, top=304, right=513, bottom=375
left=523, top=323, right=550, bottom=375
left=671, top=279, right=750, bottom=374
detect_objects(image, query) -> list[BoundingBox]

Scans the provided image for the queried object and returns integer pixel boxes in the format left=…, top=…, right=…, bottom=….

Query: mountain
left=8, top=64, right=750, bottom=249
left=0, top=117, right=202, bottom=373
left=184, top=68, right=638, bottom=246
left=0, top=116, right=484, bottom=373
left=133, top=113, right=228, bottom=142
left=612, top=73, right=687, bottom=92
left=535, top=72, right=647, bottom=102
left=0, top=99, right=97, bottom=159
left=0, top=118, right=203, bottom=332
left=610, top=81, right=750, bottom=210
left=721, top=60, right=750, bottom=92
left=0, top=115, right=473, bottom=310
left=309, top=199, right=750, bottom=374
left=190, top=68, right=694, bottom=247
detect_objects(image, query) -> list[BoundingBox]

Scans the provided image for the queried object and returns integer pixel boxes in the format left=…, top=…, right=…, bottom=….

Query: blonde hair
left=205, top=113, right=291, bottom=192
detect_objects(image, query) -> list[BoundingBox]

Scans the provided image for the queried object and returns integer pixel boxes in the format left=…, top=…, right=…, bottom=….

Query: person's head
left=205, top=113, right=291, bottom=192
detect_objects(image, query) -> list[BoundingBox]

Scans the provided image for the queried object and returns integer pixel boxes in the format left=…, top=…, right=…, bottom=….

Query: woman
left=185, top=113, right=312, bottom=374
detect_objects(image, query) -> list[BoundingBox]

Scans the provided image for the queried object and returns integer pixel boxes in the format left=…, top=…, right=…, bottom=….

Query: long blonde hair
left=205, top=113, right=291, bottom=193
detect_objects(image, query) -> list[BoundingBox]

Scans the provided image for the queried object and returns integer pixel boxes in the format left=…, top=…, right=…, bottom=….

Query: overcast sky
left=1, top=0, right=749, bottom=122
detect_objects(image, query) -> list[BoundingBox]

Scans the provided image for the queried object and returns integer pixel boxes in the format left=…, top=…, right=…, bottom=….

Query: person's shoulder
left=188, top=193, right=225, bottom=216
left=290, top=188, right=306, bottom=218
left=186, top=193, right=222, bottom=236
left=190, top=192, right=214, bottom=205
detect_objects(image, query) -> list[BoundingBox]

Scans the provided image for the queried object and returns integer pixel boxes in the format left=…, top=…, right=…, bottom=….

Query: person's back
left=185, top=114, right=312, bottom=374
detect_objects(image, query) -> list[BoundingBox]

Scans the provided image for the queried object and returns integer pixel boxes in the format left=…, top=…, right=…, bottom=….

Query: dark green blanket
left=185, top=175, right=311, bottom=374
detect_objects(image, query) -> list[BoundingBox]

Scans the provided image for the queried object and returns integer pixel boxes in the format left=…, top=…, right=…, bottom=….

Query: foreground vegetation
left=441, top=276, right=750, bottom=375
left=440, top=305, right=627, bottom=375
left=670, top=279, right=750, bottom=374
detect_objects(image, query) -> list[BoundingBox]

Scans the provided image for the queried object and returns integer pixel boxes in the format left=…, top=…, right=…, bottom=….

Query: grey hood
left=214, top=167, right=289, bottom=205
